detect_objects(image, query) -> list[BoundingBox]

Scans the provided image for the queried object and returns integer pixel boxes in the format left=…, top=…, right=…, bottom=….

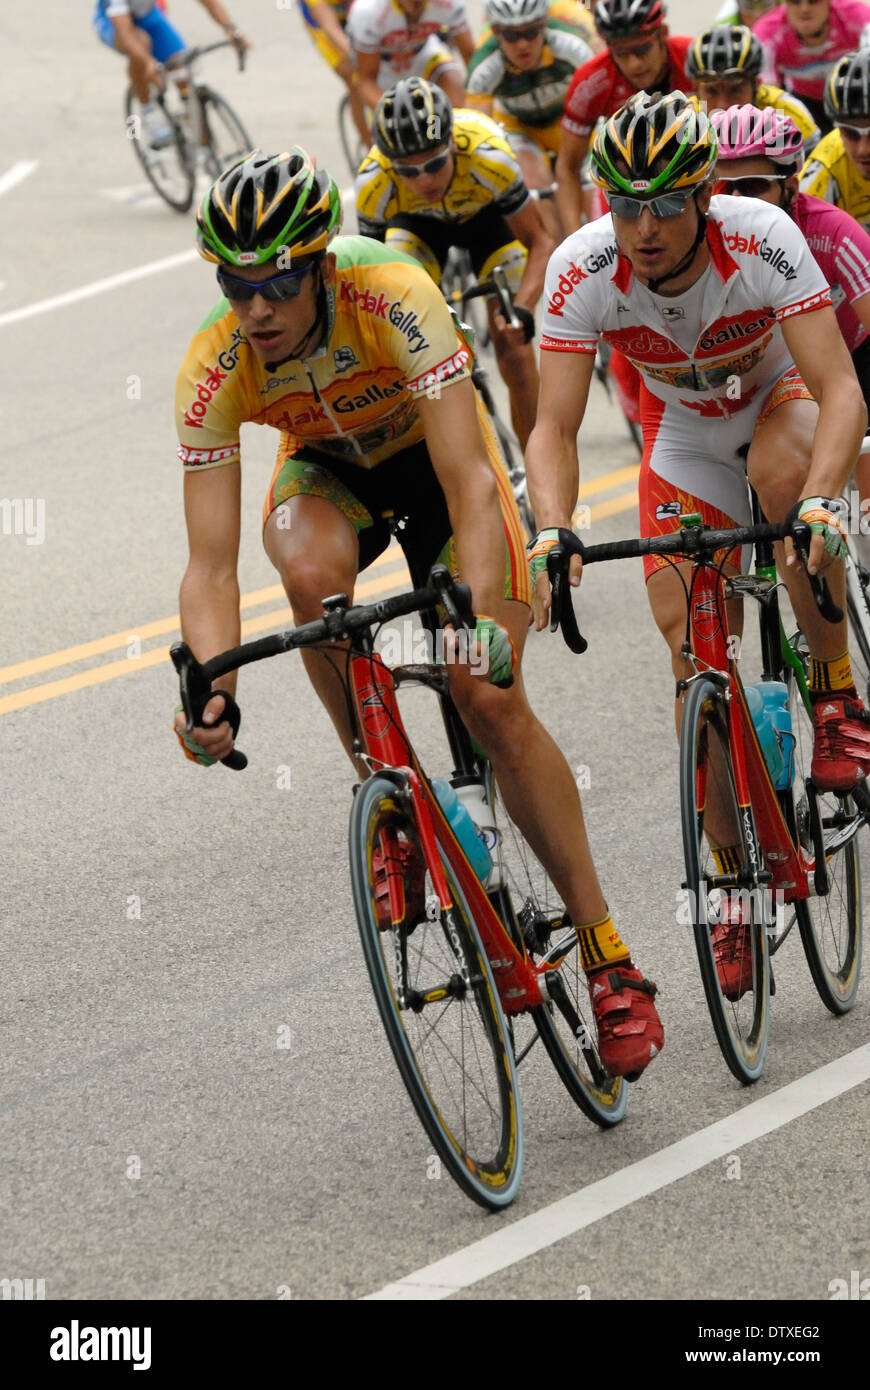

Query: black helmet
left=372, top=79, right=454, bottom=159
left=686, top=26, right=763, bottom=83
left=196, top=148, right=341, bottom=266
left=825, top=50, right=870, bottom=121
left=594, top=0, right=665, bottom=42
left=591, top=90, right=716, bottom=195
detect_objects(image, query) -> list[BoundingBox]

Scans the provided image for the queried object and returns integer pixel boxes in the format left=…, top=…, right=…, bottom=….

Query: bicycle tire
left=680, top=677, right=770, bottom=1084
left=484, top=771, right=628, bottom=1127
left=785, top=664, right=863, bottom=1014
left=125, top=86, right=194, bottom=213
left=442, top=248, right=491, bottom=356
left=200, top=88, right=253, bottom=179
left=349, top=774, right=523, bottom=1210
left=845, top=542, right=870, bottom=708
left=338, top=93, right=367, bottom=180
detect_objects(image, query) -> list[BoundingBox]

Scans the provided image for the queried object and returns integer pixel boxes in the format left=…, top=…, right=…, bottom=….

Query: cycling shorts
left=383, top=203, right=526, bottom=292
left=495, top=108, right=562, bottom=161
left=378, top=33, right=460, bottom=89
left=93, top=3, right=185, bottom=63
left=298, top=0, right=348, bottom=71
left=262, top=396, right=531, bottom=605
left=639, top=366, right=814, bottom=582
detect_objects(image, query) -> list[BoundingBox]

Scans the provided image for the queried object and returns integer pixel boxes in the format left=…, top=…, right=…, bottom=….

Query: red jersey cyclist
left=173, top=148, right=664, bottom=1078
left=526, top=91, right=870, bottom=997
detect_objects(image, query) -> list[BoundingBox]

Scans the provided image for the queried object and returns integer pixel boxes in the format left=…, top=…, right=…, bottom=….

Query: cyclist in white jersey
left=347, top=0, right=475, bottom=116
left=525, top=91, right=870, bottom=995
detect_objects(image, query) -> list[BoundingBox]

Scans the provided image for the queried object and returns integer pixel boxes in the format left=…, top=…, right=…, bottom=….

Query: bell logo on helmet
left=630, top=180, right=652, bottom=191
left=236, top=251, right=260, bottom=264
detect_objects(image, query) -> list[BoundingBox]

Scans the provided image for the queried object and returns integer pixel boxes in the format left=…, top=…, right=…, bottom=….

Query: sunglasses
left=838, top=121, right=870, bottom=140
left=216, top=261, right=315, bottom=302
left=391, top=150, right=451, bottom=178
left=609, top=39, right=657, bottom=59
left=495, top=21, right=545, bottom=41
left=609, top=188, right=694, bottom=219
left=715, top=174, right=788, bottom=195
left=784, top=0, right=824, bottom=6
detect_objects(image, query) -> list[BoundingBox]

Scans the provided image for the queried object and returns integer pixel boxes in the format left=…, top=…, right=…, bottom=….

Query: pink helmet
left=712, top=104, right=804, bottom=169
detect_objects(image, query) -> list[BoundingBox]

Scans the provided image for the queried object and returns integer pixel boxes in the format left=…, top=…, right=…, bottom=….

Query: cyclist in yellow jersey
left=173, top=147, right=665, bottom=1080
left=686, top=24, right=820, bottom=154
left=465, top=0, right=595, bottom=239
left=296, top=0, right=368, bottom=144
left=355, top=80, right=555, bottom=446
left=799, top=49, right=870, bottom=230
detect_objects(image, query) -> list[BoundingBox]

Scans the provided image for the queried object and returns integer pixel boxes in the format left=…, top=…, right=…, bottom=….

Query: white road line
left=0, top=160, right=38, bottom=198
left=364, top=1043, right=870, bottom=1300
left=0, top=249, right=198, bottom=329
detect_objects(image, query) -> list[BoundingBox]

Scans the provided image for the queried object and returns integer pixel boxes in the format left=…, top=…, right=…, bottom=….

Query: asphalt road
left=1, top=0, right=868, bottom=1312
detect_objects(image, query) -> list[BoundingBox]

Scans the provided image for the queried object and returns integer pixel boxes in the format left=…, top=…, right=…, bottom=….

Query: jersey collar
left=610, top=215, right=740, bottom=296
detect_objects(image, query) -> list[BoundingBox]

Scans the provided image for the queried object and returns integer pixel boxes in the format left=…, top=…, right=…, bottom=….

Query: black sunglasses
left=216, top=261, right=316, bottom=303
left=715, top=174, right=789, bottom=196
left=495, top=21, right=546, bottom=41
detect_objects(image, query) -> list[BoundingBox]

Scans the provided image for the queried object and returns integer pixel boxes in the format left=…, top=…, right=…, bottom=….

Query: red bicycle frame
left=349, top=652, right=553, bottom=1012
left=690, top=564, right=812, bottom=902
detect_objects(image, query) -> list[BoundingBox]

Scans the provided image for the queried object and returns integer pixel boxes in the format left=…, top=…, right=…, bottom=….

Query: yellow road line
left=0, top=484, right=639, bottom=718
left=578, top=465, right=639, bottom=498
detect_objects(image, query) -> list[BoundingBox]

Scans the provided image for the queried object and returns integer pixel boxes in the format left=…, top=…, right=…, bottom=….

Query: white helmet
left=485, top=0, right=549, bottom=27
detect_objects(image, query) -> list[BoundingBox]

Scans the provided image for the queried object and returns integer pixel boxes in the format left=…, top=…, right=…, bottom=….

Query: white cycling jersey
left=347, top=0, right=468, bottom=64
left=541, top=195, right=830, bottom=420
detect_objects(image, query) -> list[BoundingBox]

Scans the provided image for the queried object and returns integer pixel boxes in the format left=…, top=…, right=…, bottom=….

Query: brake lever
left=546, top=542, right=588, bottom=654
left=790, top=519, right=844, bottom=623
left=170, top=641, right=248, bottom=770
left=429, top=564, right=514, bottom=688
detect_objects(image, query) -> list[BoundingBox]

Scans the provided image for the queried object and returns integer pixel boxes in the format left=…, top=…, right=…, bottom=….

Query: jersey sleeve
left=346, top=2, right=382, bottom=53
left=799, top=155, right=840, bottom=207
left=471, top=132, right=531, bottom=217
left=466, top=41, right=503, bottom=95
left=354, top=156, right=397, bottom=239
left=562, top=56, right=607, bottom=138
left=539, top=238, right=602, bottom=353
left=832, top=212, right=870, bottom=307
left=175, top=306, right=247, bottom=470
left=446, top=0, right=470, bottom=35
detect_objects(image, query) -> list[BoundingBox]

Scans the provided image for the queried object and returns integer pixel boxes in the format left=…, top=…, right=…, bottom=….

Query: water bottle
left=431, top=778, right=493, bottom=884
left=744, top=681, right=795, bottom=790
left=452, top=776, right=504, bottom=890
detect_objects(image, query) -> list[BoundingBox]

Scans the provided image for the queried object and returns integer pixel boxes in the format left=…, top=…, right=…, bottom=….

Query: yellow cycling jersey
left=175, top=237, right=473, bottom=472
left=690, top=84, right=820, bottom=154
left=799, top=129, right=870, bottom=230
left=355, top=109, right=529, bottom=237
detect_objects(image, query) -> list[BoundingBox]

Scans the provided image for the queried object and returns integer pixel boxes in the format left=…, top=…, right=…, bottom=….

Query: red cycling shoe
left=811, top=695, right=870, bottom=792
left=587, top=960, right=663, bottom=1080
left=373, top=840, right=426, bottom=931
left=711, top=899, right=753, bottom=1001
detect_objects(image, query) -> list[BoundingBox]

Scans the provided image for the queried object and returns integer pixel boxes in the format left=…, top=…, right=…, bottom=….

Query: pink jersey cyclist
left=755, top=0, right=870, bottom=128
left=540, top=194, right=831, bottom=553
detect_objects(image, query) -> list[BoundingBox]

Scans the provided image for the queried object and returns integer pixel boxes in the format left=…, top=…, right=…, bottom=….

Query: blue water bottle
left=431, top=778, right=493, bottom=883
left=744, top=682, right=795, bottom=790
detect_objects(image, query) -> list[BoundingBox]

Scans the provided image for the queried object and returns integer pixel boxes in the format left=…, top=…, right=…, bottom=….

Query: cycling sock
left=809, top=650, right=856, bottom=701
left=576, top=912, right=630, bottom=972
left=712, top=845, right=741, bottom=875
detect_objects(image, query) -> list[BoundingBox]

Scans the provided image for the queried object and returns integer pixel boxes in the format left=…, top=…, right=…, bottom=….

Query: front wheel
left=680, top=677, right=770, bottom=1084
left=349, top=775, right=523, bottom=1210
left=200, top=88, right=253, bottom=177
left=125, top=86, right=194, bottom=213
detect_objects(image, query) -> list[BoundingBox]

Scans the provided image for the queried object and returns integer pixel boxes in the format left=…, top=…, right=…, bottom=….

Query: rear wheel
left=338, top=92, right=368, bottom=180
left=680, top=678, right=770, bottom=1084
left=484, top=770, right=627, bottom=1127
left=786, top=661, right=863, bottom=1014
left=200, top=88, right=253, bottom=177
left=349, top=775, right=522, bottom=1209
left=125, top=86, right=194, bottom=213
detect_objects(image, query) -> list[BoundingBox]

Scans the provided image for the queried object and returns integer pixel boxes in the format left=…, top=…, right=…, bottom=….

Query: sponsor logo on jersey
left=333, top=382, right=404, bottom=412
left=272, top=402, right=328, bottom=431
left=334, top=346, right=360, bottom=372
left=547, top=259, right=589, bottom=316
left=604, top=326, right=684, bottom=360
left=177, top=443, right=239, bottom=466
left=406, top=346, right=471, bottom=394
left=183, top=327, right=245, bottom=429
left=338, top=281, right=430, bottom=352
left=697, top=310, right=775, bottom=353
left=716, top=224, right=799, bottom=281
left=582, top=243, right=618, bottom=276
left=260, top=372, right=297, bottom=394
left=777, top=289, right=832, bottom=319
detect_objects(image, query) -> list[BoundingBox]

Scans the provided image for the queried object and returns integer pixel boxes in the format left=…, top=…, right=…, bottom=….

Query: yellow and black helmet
left=372, top=78, right=454, bottom=159
left=195, top=148, right=342, bottom=267
left=686, top=25, right=763, bottom=83
left=825, top=50, right=870, bottom=121
left=590, top=91, right=717, bottom=196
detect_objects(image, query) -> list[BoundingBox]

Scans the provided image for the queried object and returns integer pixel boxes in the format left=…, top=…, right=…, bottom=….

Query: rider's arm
left=505, top=199, right=556, bottom=311
left=353, top=50, right=384, bottom=113
left=452, top=26, right=476, bottom=65
left=555, top=128, right=590, bottom=234
left=179, top=463, right=242, bottom=691
left=416, top=380, right=507, bottom=617
left=525, top=346, right=594, bottom=530
left=781, top=305, right=868, bottom=501
left=308, top=1, right=351, bottom=54
left=196, top=0, right=250, bottom=46
left=109, top=12, right=154, bottom=62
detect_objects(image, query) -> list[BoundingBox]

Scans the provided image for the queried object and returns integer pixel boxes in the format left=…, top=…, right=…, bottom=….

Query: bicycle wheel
left=786, top=664, right=863, bottom=1014
left=338, top=93, right=367, bottom=180
left=200, top=88, right=253, bottom=178
left=125, top=86, right=194, bottom=213
left=442, top=248, right=491, bottom=356
left=845, top=541, right=870, bottom=707
left=680, top=677, right=770, bottom=1083
left=484, top=771, right=628, bottom=1127
left=349, top=774, right=523, bottom=1209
